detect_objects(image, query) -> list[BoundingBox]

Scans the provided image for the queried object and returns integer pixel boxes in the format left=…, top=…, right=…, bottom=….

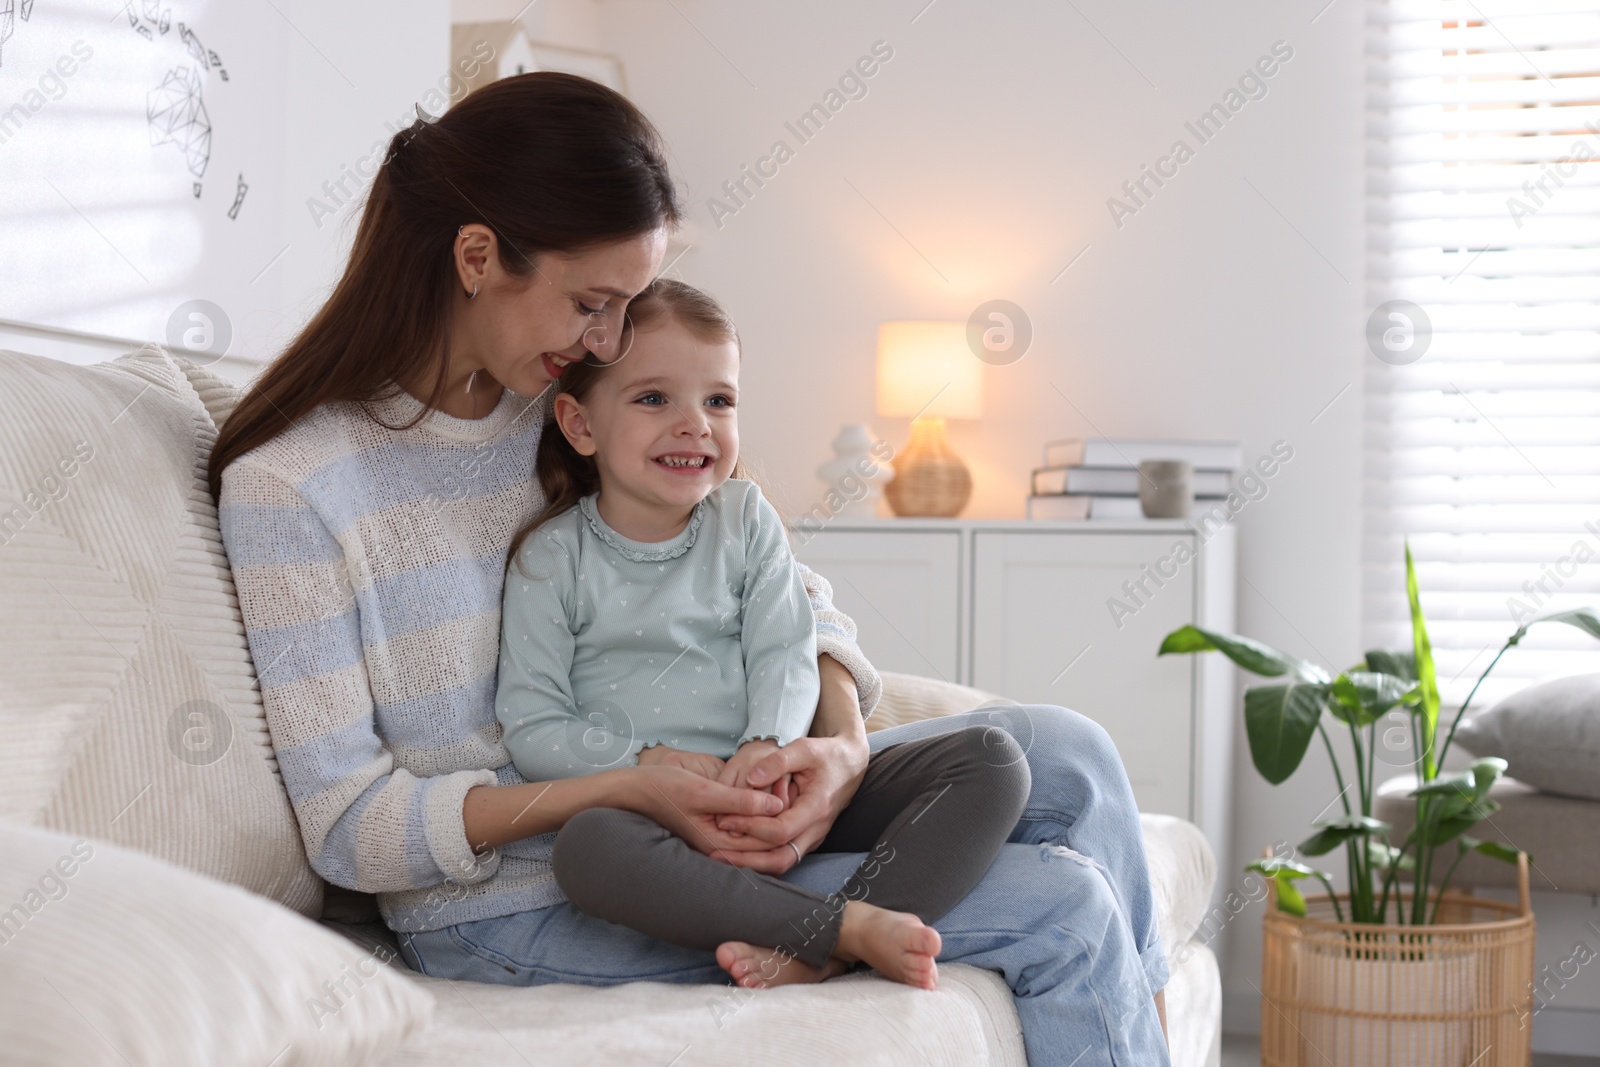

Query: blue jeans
left=396, top=705, right=1171, bottom=1067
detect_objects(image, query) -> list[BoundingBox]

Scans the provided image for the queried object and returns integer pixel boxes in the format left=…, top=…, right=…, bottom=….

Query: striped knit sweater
left=217, top=382, right=882, bottom=933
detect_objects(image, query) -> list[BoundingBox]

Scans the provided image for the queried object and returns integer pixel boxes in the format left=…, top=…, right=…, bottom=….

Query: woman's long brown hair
left=509, top=279, right=764, bottom=577
left=206, top=72, right=682, bottom=498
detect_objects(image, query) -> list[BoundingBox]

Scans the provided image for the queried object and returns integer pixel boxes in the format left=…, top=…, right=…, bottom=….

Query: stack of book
left=1026, top=438, right=1242, bottom=520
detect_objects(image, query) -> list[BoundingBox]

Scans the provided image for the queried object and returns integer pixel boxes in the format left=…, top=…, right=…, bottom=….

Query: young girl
left=495, top=279, right=1030, bottom=989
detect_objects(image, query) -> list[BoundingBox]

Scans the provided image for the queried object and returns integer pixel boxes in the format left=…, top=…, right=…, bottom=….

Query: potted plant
left=1159, top=545, right=1596, bottom=1066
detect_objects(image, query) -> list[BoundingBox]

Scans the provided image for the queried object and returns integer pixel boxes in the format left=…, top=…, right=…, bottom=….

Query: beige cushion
left=0, top=821, right=433, bottom=1066
left=1375, top=774, right=1600, bottom=894
left=0, top=348, right=320, bottom=915
left=870, top=670, right=1009, bottom=730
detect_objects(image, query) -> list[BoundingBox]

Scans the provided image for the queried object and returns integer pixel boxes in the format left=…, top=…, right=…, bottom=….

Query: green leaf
left=1411, top=769, right=1476, bottom=799
left=1405, top=543, right=1441, bottom=779
left=1244, top=683, right=1330, bottom=785
left=1247, top=857, right=1328, bottom=879
left=1460, top=836, right=1523, bottom=865
left=1159, top=625, right=1330, bottom=682
left=1363, top=649, right=1417, bottom=682
left=1413, top=757, right=1507, bottom=801
left=1511, top=607, right=1600, bottom=646
left=1274, top=877, right=1307, bottom=916
left=1245, top=858, right=1331, bottom=918
left=1469, top=756, right=1508, bottom=796
left=1330, top=671, right=1419, bottom=728
left=1429, top=797, right=1501, bottom=846
left=1368, top=839, right=1416, bottom=872
left=1298, top=814, right=1393, bottom=857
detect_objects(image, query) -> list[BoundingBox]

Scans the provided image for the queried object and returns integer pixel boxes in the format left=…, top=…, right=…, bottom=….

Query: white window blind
left=1365, top=0, right=1600, bottom=709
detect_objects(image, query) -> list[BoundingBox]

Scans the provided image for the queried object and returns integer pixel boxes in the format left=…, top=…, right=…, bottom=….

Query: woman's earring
left=468, top=283, right=479, bottom=299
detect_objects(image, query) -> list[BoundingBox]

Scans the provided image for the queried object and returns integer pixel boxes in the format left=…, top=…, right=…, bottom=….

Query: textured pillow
left=0, top=348, right=321, bottom=914
left=870, top=670, right=1009, bottom=732
left=1456, top=673, right=1600, bottom=801
left=0, top=822, right=432, bottom=1066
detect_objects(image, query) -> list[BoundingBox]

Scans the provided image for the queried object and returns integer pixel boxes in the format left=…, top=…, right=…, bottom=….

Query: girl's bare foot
left=834, top=900, right=941, bottom=990
left=716, top=941, right=847, bottom=988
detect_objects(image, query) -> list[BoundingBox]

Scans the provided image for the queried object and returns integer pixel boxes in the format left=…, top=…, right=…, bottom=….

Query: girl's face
left=553, top=319, right=741, bottom=517
left=455, top=226, right=667, bottom=397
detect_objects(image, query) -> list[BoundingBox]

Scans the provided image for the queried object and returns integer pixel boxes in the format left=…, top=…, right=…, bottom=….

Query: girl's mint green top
left=495, top=479, right=820, bottom=780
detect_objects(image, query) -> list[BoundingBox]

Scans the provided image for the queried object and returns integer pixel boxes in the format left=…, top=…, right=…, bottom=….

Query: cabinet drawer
left=971, top=530, right=1196, bottom=819
left=792, top=529, right=962, bottom=683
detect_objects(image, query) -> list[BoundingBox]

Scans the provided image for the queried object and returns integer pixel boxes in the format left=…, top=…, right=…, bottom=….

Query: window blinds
left=1365, top=0, right=1600, bottom=709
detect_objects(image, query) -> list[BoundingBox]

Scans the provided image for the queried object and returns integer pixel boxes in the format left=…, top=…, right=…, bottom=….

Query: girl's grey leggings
left=550, top=725, right=1032, bottom=970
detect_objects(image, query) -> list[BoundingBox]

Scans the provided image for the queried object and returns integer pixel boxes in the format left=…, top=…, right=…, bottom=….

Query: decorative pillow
left=871, top=670, right=1009, bottom=732
left=0, top=348, right=321, bottom=914
left=1456, top=673, right=1600, bottom=801
left=0, top=822, right=433, bottom=1066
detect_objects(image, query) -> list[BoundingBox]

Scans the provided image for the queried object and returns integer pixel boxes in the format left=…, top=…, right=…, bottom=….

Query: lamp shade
left=875, top=321, right=983, bottom=420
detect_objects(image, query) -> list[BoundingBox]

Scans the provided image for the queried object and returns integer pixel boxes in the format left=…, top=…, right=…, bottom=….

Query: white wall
left=589, top=0, right=1364, bottom=1032
left=275, top=0, right=450, bottom=372
left=0, top=0, right=447, bottom=384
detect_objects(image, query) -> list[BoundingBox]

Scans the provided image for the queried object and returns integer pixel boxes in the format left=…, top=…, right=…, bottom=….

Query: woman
left=211, top=73, right=1169, bottom=1066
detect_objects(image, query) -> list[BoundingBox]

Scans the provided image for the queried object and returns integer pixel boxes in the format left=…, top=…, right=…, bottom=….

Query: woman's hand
left=637, top=743, right=725, bottom=781
left=711, top=655, right=870, bottom=874
left=626, top=762, right=789, bottom=860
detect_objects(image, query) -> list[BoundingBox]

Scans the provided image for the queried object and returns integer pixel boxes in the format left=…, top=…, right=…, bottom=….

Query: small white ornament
left=814, top=424, right=894, bottom=520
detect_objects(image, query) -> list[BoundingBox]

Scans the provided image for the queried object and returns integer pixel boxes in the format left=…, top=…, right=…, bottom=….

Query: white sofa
left=0, top=347, right=1222, bottom=1066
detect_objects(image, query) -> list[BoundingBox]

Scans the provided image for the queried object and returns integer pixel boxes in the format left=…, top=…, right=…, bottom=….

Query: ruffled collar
left=577, top=493, right=707, bottom=562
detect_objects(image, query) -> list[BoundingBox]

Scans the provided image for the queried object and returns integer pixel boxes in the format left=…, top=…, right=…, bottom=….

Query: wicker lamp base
left=883, top=417, right=972, bottom=518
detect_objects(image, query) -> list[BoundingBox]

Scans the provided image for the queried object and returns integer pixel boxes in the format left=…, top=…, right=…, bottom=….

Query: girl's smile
left=552, top=319, right=741, bottom=543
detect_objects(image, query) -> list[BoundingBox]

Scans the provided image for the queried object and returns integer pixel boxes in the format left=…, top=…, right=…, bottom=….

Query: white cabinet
left=786, top=529, right=963, bottom=682
left=793, top=518, right=1237, bottom=858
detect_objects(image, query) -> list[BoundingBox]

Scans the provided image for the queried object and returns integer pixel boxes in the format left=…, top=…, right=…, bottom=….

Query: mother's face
left=454, top=225, right=668, bottom=398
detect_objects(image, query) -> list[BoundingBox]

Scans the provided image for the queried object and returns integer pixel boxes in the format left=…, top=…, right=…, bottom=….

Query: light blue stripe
left=276, top=718, right=387, bottom=808
left=373, top=669, right=499, bottom=738
left=494, top=761, right=527, bottom=787
left=358, top=552, right=506, bottom=648
left=248, top=611, right=366, bottom=689
left=301, top=432, right=540, bottom=534
left=219, top=502, right=344, bottom=568
left=314, top=782, right=376, bottom=885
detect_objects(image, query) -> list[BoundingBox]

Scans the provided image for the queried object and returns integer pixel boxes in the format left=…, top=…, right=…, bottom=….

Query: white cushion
left=0, top=348, right=320, bottom=915
left=1141, top=812, right=1219, bottom=953
left=0, top=821, right=433, bottom=1067
left=383, top=963, right=1025, bottom=1067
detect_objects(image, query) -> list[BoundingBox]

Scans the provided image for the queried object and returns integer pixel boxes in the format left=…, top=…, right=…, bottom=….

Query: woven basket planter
left=1260, top=855, right=1535, bottom=1067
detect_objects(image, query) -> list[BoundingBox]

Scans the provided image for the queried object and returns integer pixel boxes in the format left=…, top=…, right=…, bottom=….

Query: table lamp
left=875, top=321, right=983, bottom=517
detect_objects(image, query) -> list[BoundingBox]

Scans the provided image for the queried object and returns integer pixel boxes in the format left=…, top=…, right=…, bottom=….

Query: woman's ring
left=787, top=841, right=802, bottom=864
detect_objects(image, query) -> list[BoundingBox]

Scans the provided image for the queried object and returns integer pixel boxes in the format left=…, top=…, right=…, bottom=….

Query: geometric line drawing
left=227, top=173, right=247, bottom=219
left=147, top=66, right=211, bottom=178
left=180, top=21, right=205, bottom=66
left=1, top=0, right=35, bottom=68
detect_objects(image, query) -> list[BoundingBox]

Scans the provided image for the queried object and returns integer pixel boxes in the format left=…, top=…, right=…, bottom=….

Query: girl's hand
left=716, top=739, right=791, bottom=804
left=711, top=733, right=869, bottom=874
left=628, top=763, right=786, bottom=859
left=637, top=743, right=725, bottom=781
left=710, top=655, right=871, bottom=874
